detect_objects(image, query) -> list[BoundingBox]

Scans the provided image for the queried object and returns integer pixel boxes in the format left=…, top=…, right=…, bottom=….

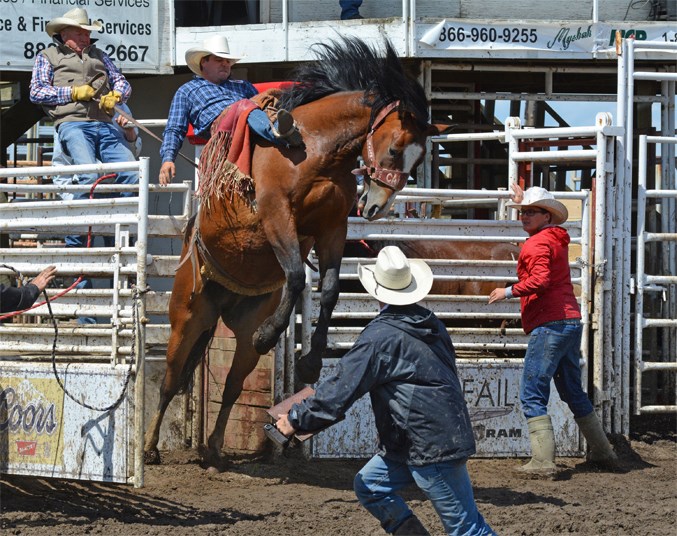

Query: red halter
left=351, top=100, right=410, bottom=191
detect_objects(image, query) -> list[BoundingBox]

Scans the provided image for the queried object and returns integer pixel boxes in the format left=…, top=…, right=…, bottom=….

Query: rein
left=351, top=100, right=410, bottom=191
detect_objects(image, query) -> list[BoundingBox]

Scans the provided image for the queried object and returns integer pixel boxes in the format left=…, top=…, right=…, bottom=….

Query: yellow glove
left=99, top=90, right=122, bottom=115
left=71, top=84, right=96, bottom=102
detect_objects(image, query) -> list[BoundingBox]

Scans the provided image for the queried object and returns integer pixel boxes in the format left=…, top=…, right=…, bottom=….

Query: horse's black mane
left=277, top=37, right=429, bottom=126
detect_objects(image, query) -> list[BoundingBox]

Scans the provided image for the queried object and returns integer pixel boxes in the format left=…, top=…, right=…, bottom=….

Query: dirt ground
left=1, top=417, right=675, bottom=536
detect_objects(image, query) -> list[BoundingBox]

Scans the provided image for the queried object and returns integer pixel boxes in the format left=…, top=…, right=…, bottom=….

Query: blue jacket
left=289, top=303, right=476, bottom=465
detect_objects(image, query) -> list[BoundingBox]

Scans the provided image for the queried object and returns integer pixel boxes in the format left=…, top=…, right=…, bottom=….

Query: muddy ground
left=1, top=417, right=675, bottom=536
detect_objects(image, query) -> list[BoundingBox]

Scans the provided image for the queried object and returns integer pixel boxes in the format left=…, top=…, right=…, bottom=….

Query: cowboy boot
left=274, top=109, right=304, bottom=147
left=393, top=515, right=430, bottom=536
left=575, top=411, right=621, bottom=471
left=518, top=415, right=557, bottom=476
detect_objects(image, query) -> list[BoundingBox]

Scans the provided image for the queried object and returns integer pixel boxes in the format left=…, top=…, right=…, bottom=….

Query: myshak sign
left=418, top=19, right=677, bottom=59
left=0, top=1, right=166, bottom=73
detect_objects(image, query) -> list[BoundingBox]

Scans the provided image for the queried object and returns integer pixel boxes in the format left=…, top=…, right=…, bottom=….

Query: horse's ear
left=426, top=123, right=453, bottom=136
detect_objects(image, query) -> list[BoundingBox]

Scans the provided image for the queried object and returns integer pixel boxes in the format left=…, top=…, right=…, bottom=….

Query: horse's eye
left=388, top=147, right=400, bottom=157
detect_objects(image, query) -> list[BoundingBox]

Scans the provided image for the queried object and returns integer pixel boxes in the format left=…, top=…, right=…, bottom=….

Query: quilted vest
left=41, top=43, right=112, bottom=127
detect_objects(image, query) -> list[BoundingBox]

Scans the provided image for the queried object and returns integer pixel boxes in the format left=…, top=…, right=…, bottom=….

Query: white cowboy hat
left=185, top=35, right=242, bottom=77
left=46, top=8, right=103, bottom=37
left=358, top=246, right=434, bottom=306
left=506, top=186, right=569, bottom=225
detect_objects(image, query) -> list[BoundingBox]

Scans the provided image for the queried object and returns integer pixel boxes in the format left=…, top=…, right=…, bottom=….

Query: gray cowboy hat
left=506, top=186, right=569, bottom=225
left=46, top=8, right=103, bottom=38
left=358, top=246, right=434, bottom=306
left=185, top=35, right=242, bottom=77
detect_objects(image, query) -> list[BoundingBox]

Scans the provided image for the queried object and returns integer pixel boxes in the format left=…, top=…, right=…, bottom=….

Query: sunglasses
left=519, top=209, right=548, bottom=217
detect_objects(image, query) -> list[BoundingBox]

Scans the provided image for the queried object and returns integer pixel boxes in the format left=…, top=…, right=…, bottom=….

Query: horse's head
left=354, top=101, right=446, bottom=221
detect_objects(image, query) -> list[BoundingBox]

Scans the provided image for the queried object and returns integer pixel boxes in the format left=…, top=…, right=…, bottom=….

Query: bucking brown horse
left=144, top=37, right=445, bottom=469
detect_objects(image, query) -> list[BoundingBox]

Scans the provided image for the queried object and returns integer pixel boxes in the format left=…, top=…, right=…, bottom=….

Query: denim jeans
left=340, top=0, right=363, bottom=19
left=247, top=108, right=281, bottom=145
left=58, top=121, right=138, bottom=323
left=354, top=454, right=495, bottom=535
left=59, top=121, right=138, bottom=247
left=520, top=320, right=594, bottom=419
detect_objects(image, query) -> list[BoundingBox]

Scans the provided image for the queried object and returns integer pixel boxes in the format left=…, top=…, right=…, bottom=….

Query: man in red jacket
left=488, top=185, right=617, bottom=475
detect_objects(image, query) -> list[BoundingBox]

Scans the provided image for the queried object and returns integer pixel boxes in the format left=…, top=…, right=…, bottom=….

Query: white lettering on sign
left=1, top=2, right=161, bottom=73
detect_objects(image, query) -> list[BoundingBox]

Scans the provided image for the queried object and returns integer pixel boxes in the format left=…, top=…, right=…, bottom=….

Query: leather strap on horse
left=195, top=232, right=285, bottom=296
left=351, top=100, right=410, bottom=191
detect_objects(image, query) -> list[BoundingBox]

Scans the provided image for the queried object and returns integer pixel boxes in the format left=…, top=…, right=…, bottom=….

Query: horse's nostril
left=367, top=204, right=380, bottom=219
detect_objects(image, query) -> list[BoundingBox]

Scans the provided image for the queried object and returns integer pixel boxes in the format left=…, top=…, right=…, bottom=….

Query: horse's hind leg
left=143, top=276, right=222, bottom=464
left=204, top=292, right=279, bottom=471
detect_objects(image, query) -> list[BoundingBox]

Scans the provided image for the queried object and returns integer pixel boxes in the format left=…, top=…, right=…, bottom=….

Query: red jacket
left=511, top=226, right=581, bottom=334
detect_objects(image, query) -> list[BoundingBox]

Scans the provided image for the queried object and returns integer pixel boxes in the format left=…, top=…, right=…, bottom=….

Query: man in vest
left=29, top=7, right=139, bottom=323
left=30, top=7, right=138, bottom=206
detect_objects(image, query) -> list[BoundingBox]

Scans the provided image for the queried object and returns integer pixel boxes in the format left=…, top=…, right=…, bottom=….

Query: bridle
left=351, top=100, right=410, bottom=191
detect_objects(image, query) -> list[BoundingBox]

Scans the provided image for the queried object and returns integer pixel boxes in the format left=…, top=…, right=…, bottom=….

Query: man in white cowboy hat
left=275, top=246, right=496, bottom=536
left=488, top=184, right=618, bottom=475
left=158, top=35, right=303, bottom=185
left=30, top=7, right=137, bottom=187
left=29, top=7, right=138, bottom=324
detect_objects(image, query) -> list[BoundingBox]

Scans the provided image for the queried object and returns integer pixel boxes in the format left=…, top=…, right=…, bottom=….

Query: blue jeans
left=58, top=121, right=138, bottom=323
left=520, top=321, right=594, bottom=419
left=59, top=121, right=138, bottom=248
left=354, top=454, right=495, bottom=535
left=340, top=0, right=362, bottom=19
left=247, top=108, right=282, bottom=145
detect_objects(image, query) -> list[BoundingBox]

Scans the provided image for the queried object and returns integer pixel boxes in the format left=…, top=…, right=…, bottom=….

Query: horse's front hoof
left=295, top=354, right=322, bottom=384
left=144, top=448, right=161, bottom=465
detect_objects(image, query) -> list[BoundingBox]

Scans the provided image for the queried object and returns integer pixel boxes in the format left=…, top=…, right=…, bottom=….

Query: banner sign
left=1, top=362, right=131, bottom=482
left=311, top=360, right=581, bottom=458
left=0, top=2, right=163, bottom=73
left=419, top=19, right=677, bottom=58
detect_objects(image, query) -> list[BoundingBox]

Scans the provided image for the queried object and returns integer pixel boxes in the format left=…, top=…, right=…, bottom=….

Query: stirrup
left=274, top=109, right=304, bottom=147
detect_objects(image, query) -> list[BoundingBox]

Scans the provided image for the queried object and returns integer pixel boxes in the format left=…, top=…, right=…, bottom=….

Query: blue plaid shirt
left=160, top=76, right=258, bottom=164
left=30, top=46, right=131, bottom=105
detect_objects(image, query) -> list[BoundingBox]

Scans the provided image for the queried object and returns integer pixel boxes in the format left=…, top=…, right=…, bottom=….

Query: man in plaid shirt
left=30, top=7, right=138, bottom=324
left=30, top=7, right=138, bottom=197
left=158, top=35, right=303, bottom=185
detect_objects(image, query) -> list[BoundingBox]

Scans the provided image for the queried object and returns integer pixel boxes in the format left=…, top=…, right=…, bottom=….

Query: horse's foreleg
left=296, top=230, right=346, bottom=384
left=252, top=212, right=305, bottom=355
left=143, top=271, right=222, bottom=464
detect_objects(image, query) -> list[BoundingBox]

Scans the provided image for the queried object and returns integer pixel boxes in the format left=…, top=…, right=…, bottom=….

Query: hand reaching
left=510, top=183, right=524, bottom=204
left=488, top=287, right=507, bottom=304
left=159, top=162, right=176, bottom=186
left=30, top=266, right=57, bottom=293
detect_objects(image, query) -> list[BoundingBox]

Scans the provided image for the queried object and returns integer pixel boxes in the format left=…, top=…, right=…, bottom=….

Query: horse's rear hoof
left=144, top=448, right=161, bottom=465
left=198, top=444, right=229, bottom=473
left=295, top=355, right=322, bottom=384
